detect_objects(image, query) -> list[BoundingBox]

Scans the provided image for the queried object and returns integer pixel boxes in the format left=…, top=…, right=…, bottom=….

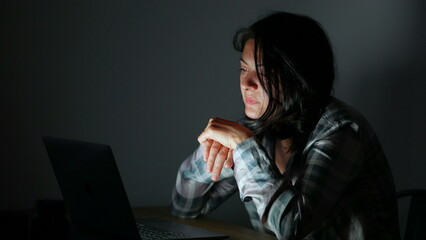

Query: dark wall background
left=2, top=0, right=425, bottom=231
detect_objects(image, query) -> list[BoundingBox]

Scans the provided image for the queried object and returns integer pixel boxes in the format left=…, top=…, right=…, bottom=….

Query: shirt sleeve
left=171, top=144, right=238, bottom=218
left=233, top=124, right=363, bottom=239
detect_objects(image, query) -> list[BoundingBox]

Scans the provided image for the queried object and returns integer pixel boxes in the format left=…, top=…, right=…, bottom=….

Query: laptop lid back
left=43, top=136, right=140, bottom=239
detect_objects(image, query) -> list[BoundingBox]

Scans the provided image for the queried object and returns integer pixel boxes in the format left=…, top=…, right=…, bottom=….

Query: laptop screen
left=43, top=136, right=140, bottom=239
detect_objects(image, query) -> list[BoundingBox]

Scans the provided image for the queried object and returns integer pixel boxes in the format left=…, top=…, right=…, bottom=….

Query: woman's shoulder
left=309, top=97, right=371, bottom=141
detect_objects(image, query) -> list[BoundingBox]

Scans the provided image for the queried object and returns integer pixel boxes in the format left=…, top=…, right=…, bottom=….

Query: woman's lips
left=245, top=96, right=258, bottom=105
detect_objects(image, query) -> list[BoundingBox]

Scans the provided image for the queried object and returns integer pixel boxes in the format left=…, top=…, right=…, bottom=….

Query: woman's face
left=240, top=39, right=269, bottom=119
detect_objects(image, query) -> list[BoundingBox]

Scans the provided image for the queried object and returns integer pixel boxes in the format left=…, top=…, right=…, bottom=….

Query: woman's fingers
left=211, top=146, right=229, bottom=181
left=198, top=117, right=254, bottom=149
left=201, top=139, right=213, bottom=162
left=197, top=117, right=253, bottom=181
left=224, top=149, right=234, bottom=168
left=206, top=141, right=222, bottom=173
left=198, top=118, right=234, bottom=149
left=203, top=140, right=232, bottom=181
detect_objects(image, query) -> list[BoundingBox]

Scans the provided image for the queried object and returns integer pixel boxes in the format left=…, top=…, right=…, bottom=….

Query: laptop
left=43, top=136, right=228, bottom=240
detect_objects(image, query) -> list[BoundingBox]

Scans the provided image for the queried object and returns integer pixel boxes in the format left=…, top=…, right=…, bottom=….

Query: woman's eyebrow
left=240, top=57, right=263, bottom=67
left=239, top=57, right=248, bottom=65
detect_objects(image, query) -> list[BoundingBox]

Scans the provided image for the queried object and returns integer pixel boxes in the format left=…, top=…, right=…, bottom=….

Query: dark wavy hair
left=234, top=12, right=335, bottom=158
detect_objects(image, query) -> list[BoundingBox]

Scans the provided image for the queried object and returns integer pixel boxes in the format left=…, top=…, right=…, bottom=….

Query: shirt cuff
left=233, top=137, right=281, bottom=218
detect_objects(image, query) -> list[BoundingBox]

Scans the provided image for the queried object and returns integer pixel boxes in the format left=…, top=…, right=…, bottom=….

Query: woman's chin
left=245, top=109, right=261, bottom=120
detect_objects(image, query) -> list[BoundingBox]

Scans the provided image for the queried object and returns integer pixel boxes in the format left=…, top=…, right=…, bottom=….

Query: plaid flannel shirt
left=171, top=98, right=400, bottom=239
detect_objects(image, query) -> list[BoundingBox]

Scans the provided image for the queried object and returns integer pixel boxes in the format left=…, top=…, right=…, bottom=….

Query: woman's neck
left=275, top=138, right=292, bottom=174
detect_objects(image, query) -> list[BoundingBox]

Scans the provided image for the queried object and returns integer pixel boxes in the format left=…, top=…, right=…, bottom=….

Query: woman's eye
left=239, top=67, right=249, bottom=72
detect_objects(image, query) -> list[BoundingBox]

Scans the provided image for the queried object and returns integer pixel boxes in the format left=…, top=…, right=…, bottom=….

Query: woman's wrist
left=232, top=134, right=254, bottom=149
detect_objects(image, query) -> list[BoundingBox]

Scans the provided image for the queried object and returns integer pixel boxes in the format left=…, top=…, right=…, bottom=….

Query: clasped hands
left=197, top=118, right=254, bottom=181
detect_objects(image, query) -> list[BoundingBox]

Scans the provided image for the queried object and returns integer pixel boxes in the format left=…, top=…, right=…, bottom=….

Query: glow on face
left=239, top=39, right=269, bottom=119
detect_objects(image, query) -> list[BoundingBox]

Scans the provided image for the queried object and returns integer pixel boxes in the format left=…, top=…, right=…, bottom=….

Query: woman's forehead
left=241, top=39, right=263, bottom=65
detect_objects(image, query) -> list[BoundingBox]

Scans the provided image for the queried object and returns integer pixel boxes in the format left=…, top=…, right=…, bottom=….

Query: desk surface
left=133, top=206, right=276, bottom=240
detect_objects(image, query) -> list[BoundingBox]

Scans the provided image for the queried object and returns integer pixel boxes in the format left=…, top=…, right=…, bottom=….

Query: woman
left=171, top=12, right=400, bottom=239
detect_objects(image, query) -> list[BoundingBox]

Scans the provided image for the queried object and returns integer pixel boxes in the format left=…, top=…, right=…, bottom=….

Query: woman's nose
left=240, top=72, right=259, bottom=90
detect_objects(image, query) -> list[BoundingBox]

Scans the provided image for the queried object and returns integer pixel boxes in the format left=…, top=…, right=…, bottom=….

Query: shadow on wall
left=347, top=1, right=426, bottom=236
left=343, top=0, right=426, bottom=191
